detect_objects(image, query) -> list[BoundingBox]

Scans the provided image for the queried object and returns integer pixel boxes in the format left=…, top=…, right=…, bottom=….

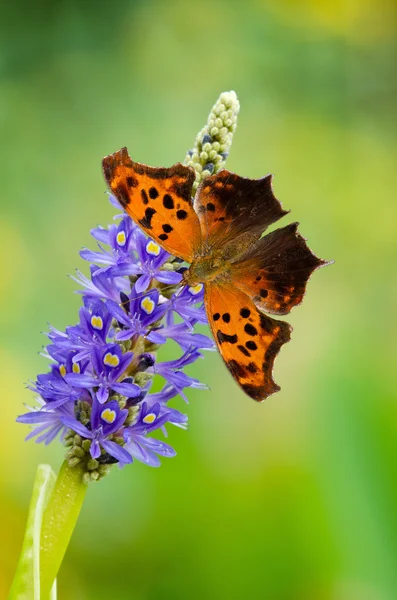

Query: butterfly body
left=185, top=253, right=229, bottom=286
left=103, top=147, right=328, bottom=402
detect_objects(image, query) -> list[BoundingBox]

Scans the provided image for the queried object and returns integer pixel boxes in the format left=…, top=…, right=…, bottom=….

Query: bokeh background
left=1, top=0, right=397, bottom=598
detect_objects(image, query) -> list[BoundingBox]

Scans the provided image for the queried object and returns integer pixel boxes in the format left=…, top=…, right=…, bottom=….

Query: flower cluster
left=184, top=90, right=240, bottom=193
left=18, top=196, right=214, bottom=482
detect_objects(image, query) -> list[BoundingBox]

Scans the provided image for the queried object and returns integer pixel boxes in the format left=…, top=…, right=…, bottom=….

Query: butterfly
left=102, top=147, right=328, bottom=401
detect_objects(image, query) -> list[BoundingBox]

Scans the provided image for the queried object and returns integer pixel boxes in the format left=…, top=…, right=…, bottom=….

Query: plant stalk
left=39, top=460, right=87, bottom=597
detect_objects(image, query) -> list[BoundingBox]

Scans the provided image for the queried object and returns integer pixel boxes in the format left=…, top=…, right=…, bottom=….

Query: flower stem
left=39, top=460, right=88, bottom=597
left=9, top=464, right=56, bottom=599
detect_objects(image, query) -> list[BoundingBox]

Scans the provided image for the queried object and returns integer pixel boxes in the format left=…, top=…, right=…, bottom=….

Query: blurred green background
left=1, top=0, right=397, bottom=598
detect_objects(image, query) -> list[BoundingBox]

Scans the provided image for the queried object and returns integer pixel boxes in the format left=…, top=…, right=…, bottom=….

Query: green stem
left=9, top=464, right=56, bottom=599
left=39, top=460, right=88, bottom=597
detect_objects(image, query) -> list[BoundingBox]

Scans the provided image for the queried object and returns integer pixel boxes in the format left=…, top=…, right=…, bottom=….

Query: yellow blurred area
left=265, top=0, right=396, bottom=41
left=1, top=0, right=396, bottom=598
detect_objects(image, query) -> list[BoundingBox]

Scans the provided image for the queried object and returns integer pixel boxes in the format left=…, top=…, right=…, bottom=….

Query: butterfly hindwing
left=103, top=147, right=202, bottom=261
left=231, top=223, right=328, bottom=315
left=205, top=283, right=292, bottom=401
left=194, top=169, right=288, bottom=252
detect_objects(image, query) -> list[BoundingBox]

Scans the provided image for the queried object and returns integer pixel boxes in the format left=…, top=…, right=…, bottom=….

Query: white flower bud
left=183, top=90, right=240, bottom=193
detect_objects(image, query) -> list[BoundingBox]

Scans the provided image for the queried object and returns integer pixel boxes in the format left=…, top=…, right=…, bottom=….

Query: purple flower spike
left=18, top=192, right=208, bottom=478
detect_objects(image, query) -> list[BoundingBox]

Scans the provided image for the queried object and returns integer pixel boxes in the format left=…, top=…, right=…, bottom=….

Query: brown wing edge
left=234, top=222, right=333, bottom=316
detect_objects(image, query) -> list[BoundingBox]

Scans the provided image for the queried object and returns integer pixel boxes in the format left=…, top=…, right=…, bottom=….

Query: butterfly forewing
left=194, top=170, right=288, bottom=251
left=205, top=283, right=292, bottom=401
left=102, top=147, right=202, bottom=261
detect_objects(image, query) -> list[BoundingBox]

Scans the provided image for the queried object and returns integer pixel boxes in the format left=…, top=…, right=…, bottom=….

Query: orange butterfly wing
left=102, top=147, right=202, bottom=261
left=194, top=169, right=288, bottom=251
left=232, top=223, right=328, bottom=315
left=205, top=283, right=292, bottom=401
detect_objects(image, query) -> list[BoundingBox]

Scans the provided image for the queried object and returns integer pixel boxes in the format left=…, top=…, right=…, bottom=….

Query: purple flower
left=107, top=229, right=182, bottom=293
left=124, top=402, right=177, bottom=467
left=30, top=354, right=91, bottom=410
left=80, top=216, right=136, bottom=275
left=17, top=400, right=74, bottom=445
left=167, top=283, right=207, bottom=325
left=152, top=349, right=208, bottom=402
left=106, top=286, right=168, bottom=342
left=61, top=400, right=132, bottom=465
left=66, top=343, right=139, bottom=404
left=72, top=265, right=130, bottom=302
left=47, top=301, right=114, bottom=363
left=144, top=386, right=188, bottom=431
left=149, top=321, right=214, bottom=351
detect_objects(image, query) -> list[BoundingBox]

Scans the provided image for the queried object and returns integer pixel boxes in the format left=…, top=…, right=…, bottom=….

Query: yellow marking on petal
left=188, top=283, right=203, bottom=295
left=143, top=413, right=156, bottom=424
left=72, top=363, right=80, bottom=373
left=103, top=352, right=120, bottom=368
left=116, top=231, right=126, bottom=246
left=146, top=241, right=160, bottom=256
left=59, top=364, right=67, bottom=377
left=141, top=297, right=155, bottom=315
left=101, top=408, right=117, bottom=424
left=91, top=315, right=103, bottom=330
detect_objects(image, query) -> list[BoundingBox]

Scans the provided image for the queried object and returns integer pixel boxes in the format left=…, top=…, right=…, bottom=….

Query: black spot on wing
left=237, top=344, right=251, bottom=357
left=163, top=194, right=174, bottom=209
left=222, top=313, right=230, bottom=323
left=240, top=308, right=251, bottom=318
left=176, top=209, right=188, bottom=220
left=162, top=224, right=173, bottom=233
left=244, top=323, right=258, bottom=337
left=149, top=187, right=159, bottom=199
left=213, top=313, right=220, bottom=321
left=217, top=331, right=238, bottom=344
left=246, top=340, right=257, bottom=351
left=138, top=207, right=156, bottom=229
left=159, top=233, right=168, bottom=241
left=141, top=189, right=149, bottom=205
